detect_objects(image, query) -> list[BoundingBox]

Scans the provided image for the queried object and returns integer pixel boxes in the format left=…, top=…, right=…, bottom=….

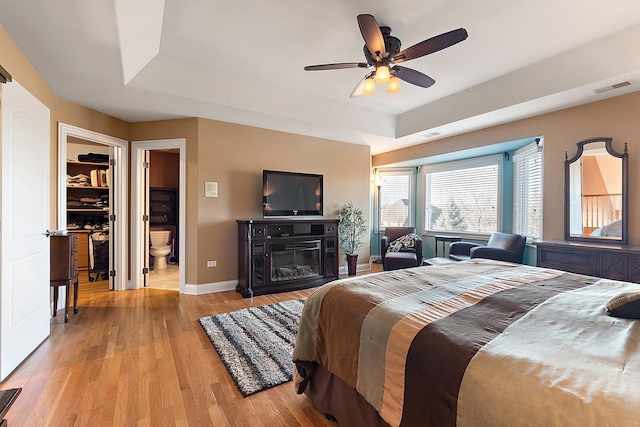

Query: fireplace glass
left=270, top=240, right=321, bottom=282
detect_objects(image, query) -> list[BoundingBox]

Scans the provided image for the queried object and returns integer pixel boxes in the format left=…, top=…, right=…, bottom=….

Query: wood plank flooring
left=1, top=265, right=382, bottom=426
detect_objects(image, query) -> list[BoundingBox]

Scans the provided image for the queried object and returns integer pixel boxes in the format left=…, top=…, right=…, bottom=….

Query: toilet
left=149, top=230, right=172, bottom=269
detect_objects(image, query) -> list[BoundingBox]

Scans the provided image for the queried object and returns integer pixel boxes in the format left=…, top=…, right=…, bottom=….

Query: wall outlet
left=207, top=260, right=217, bottom=267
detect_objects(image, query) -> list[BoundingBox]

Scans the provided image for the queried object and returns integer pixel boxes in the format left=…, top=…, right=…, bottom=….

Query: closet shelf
left=67, top=208, right=109, bottom=212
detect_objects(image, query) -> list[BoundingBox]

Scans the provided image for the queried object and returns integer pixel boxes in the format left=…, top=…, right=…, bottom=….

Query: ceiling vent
left=422, top=132, right=442, bottom=139
left=593, top=80, right=634, bottom=94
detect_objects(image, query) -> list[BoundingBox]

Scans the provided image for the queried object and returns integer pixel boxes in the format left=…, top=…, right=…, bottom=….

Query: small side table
left=434, top=235, right=461, bottom=257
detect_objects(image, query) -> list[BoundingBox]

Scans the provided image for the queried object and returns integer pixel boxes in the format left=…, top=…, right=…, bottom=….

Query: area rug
left=198, top=298, right=306, bottom=397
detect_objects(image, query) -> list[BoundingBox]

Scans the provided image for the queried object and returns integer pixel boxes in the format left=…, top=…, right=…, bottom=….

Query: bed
left=292, top=259, right=640, bottom=427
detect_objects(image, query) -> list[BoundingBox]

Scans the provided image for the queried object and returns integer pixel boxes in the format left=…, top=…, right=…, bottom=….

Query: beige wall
left=373, top=91, right=640, bottom=244
left=194, top=119, right=371, bottom=286
left=131, top=118, right=371, bottom=286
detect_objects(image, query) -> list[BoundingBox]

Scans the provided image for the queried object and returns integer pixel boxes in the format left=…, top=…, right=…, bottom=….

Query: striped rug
left=198, top=299, right=306, bottom=397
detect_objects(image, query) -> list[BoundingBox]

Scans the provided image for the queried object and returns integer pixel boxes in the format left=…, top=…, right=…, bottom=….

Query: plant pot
left=346, top=254, right=358, bottom=276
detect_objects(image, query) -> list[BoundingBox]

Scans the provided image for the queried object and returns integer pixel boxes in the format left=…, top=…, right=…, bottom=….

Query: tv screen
left=263, top=170, right=323, bottom=217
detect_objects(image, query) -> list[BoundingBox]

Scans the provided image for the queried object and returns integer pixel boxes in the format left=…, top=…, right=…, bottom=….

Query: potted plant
left=337, top=202, right=368, bottom=276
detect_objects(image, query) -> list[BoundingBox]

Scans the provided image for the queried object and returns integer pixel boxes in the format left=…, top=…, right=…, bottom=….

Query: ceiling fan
left=304, top=14, right=468, bottom=97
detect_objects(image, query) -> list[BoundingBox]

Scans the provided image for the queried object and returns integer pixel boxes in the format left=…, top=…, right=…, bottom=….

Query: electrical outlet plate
left=207, top=260, right=217, bottom=267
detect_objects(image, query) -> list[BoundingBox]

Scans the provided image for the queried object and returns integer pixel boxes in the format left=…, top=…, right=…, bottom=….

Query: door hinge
left=143, top=214, right=149, bottom=222
left=109, top=270, right=116, bottom=277
left=143, top=161, right=149, bottom=168
left=143, top=267, right=149, bottom=275
left=109, top=214, right=116, bottom=221
left=110, top=158, right=116, bottom=166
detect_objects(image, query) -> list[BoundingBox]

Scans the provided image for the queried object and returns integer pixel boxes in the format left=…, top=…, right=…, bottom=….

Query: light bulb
left=363, top=77, right=376, bottom=95
left=387, top=75, right=400, bottom=93
left=375, top=65, right=390, bottom=85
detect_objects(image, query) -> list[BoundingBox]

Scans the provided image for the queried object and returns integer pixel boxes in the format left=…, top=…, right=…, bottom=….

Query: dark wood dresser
left=50, top=234, right=79, bottom=322
left=536, top=240, right=640, bottom=283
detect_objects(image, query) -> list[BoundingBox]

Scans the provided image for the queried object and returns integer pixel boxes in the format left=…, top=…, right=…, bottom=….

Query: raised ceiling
left=1, top=0, right=640, bottom=154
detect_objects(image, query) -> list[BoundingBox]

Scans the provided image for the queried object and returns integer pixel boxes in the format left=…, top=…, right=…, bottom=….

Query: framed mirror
left=565, top=137, right=628, bottom=244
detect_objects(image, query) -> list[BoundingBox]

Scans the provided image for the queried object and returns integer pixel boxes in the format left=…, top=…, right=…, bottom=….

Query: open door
left=108, top=146, right=115, bottom=291
left=143, top=150, right=150, bottom=287
left=1, top=80, right=51, bottom=380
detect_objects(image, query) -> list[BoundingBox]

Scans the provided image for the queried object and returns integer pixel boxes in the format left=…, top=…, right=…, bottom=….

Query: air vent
left=593, top=80, right=634, bottom=94
left=422, top=132, right=441, bottom=138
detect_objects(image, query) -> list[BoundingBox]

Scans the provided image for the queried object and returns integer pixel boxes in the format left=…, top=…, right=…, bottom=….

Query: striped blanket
left=293, top=259, right=640, bottom=426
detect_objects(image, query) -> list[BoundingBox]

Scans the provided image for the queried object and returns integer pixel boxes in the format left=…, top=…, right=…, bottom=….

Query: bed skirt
left=304, top=363, right=390, bottom=427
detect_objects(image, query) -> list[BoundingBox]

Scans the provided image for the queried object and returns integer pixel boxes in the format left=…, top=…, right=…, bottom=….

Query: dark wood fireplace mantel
left=236, top=218, right=339, bottom=297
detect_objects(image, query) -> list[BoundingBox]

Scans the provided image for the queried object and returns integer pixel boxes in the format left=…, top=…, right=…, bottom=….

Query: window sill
left=422, top=231, right=492, bottom=241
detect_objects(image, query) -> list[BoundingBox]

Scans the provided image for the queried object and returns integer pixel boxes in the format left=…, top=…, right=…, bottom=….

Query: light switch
left=205, top=181, right=218, bottom=198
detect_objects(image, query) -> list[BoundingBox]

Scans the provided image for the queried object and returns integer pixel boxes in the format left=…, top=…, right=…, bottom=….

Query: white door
left=108, top=146, right=115, bottom=290
left=1, top=80, right=50, bottom=380
left=143, top=150, right=150, bottom=287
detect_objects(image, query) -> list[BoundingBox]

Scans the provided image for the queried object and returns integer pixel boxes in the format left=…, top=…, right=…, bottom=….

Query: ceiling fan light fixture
left=363, top=76, right=376, bottom=95
left=375, top=65, right=390, bottom=85
left=387, top=76, right=400, bottom=93
left=304, top=15, right=468, bottom=97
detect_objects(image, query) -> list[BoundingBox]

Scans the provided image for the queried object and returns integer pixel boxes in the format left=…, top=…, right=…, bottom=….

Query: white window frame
left=513, top=142, right=543, bottom=241
left=422, top=154, right=503, bottom=237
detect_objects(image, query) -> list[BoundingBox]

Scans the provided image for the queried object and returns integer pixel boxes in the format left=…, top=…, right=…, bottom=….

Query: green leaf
left=337, top=202, right=368, bottom=255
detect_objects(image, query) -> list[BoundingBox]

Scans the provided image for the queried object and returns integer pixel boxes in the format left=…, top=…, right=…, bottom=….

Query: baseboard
left=183, top=279, right=237, bottom=295
left=183, top=264, right=374, bottom=295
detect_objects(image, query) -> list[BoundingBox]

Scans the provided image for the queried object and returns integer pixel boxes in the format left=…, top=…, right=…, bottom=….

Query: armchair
left=449, top=232, right=526, bottom=264
left=381, top=227, right=423, bottom=271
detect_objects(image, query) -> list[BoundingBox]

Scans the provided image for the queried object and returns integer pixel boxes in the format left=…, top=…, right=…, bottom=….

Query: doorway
left=131, top=139, right=186, bottom=293
left=58, top=123, right=128, bottom=291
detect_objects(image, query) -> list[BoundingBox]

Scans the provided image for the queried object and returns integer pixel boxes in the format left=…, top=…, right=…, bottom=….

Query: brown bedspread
left=293, top=259, right=640, bottom=426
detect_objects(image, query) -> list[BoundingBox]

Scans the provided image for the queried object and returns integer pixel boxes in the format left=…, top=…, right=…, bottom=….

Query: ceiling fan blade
left=357, top=14, right=386, bottom=59
left=350, top=79, right=365, bottom=98
left=304, top=62, right=369, bottom=71
left=349, top=71, right=375, bottom=98
left=394, top=28, right=468, bottom=64
left=394, top=66, right=435, bottom=88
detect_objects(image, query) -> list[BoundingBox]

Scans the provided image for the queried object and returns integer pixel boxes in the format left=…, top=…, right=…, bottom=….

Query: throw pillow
left=387, top=233, right=420, bottom=253
left=605, top=291, right=640, bottom=319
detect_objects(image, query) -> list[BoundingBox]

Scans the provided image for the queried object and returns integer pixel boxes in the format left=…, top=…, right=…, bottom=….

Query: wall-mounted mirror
left=565, top=137, right=628, bottom=244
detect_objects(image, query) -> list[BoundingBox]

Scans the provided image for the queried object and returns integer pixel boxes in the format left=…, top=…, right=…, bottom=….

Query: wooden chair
left=50, top=234, right=79, bottom=322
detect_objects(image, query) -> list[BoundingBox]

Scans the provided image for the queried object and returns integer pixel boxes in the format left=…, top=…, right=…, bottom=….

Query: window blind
left=424, top=156, right=500, bottom=234
left=378, top=171, right=414, bottom=228
left=513, top=143, right=542, bottom=239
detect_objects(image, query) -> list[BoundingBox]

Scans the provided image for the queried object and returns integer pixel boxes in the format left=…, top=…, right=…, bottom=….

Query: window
left=513, top=143, right=542, bottom=240
left=376, top=170, right=415, bottom=229
left=424, top=155, right=502, bottom=234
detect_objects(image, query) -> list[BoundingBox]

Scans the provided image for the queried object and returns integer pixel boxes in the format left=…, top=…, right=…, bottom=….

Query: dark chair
left=449, top=232, right=526, bottom=264
left=381, top=226, right=423, bottom=271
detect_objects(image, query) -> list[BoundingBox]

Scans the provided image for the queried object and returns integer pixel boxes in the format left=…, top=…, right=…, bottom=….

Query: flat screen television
left=263, top=170, right=323, bottom=217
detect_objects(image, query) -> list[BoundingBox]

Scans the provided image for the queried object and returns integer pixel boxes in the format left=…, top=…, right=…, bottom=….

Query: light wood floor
left=1, top=264, right=382, bottom=426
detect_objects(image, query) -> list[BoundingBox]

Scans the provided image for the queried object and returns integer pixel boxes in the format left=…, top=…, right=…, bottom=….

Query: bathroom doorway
left=131, top=139, right=186, bottom=292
